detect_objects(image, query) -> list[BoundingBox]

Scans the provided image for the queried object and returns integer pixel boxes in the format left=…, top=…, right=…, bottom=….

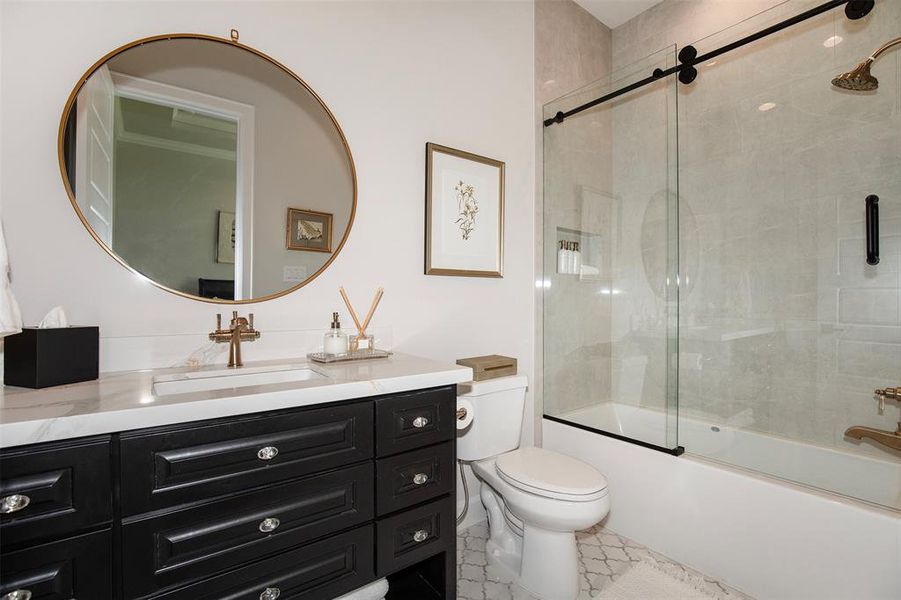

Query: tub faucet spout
left=844, top=422, right=901, bottom=452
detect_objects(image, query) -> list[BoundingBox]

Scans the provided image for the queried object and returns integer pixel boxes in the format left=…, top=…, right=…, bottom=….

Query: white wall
left=0, top=0, right=536, bottom=447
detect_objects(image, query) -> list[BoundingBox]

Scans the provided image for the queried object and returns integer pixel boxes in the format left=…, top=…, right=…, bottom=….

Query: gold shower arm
left=870, top=36, right=901, bottom=60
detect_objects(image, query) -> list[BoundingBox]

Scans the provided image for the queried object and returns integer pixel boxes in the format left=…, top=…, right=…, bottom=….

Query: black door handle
left=866, top=195, right=879, bottom=266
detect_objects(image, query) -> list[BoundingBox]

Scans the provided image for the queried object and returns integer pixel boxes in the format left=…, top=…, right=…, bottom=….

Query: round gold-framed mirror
left=58, top=32, right=356, bottom=303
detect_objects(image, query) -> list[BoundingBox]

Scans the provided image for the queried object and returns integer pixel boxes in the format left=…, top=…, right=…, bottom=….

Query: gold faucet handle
left=876, top=387, right=900, bottom=399
left=875, top=387, right=900, bottom=412
left=216, top=313, right=222, bottom=331
left=249, top=313, right=255, bottom=330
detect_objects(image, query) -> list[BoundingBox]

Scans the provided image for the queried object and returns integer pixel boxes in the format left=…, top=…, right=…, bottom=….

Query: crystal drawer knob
left=412, top=473, right=429, bottom=485
left=259, top=517, right=280, bottom=533
left=412, top=416, right=429, bottom=428
left=257, top=446, right=279, bottom=460
left=0, top=494, right=30, bottom=514
left=3, top=591, right=33, bottom=600
left=412, top=529, right=429, bottom=543
left=259, top=587, right=280, bottom=600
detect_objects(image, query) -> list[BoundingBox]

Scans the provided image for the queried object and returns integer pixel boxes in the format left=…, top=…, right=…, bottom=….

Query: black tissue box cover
left=4, top=327, right=99, bottom=388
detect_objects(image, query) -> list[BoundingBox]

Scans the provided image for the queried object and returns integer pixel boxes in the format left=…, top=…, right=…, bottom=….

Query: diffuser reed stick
left=339, top=286, right=364, bottom=336
left=361, top=287, right=384, bottom=332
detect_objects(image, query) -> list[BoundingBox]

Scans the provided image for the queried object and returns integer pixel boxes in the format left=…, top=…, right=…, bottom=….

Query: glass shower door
left=675, top=0, right=901, bottom=510
left=542, top=46, right=682, bottom=454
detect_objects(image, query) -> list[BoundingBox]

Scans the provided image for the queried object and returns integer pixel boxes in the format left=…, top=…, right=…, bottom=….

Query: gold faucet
left=844, top=422, right=901, bottom=452
left=844, top=387, right=901, bottom=452
left=209, top=311, right=260, bottom=368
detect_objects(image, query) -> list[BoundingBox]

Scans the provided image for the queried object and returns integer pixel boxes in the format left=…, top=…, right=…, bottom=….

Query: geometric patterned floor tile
left=456, top=522, right=754, bottom=600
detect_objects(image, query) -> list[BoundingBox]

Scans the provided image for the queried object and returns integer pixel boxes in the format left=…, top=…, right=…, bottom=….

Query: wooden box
left=455, top=355, right=517, bottom=382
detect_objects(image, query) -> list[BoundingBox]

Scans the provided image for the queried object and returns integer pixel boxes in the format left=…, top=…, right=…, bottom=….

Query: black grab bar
left=866, top=195, right=879, bottom=266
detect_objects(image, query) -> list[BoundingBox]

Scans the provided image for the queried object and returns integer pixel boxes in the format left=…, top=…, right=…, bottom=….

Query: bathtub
left=544, top=404, right=901, bottom=600
left=560, top=402, right=901, bottom=510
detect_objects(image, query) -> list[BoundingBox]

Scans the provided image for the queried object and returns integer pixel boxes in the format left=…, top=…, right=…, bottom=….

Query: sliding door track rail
left=544, top=0, right=874, bottom=127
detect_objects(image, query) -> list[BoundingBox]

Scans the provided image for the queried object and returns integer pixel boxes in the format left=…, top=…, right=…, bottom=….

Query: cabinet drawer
left=376, top=496, right=454, bottom=577
left=375, top=387, right=455, bottom=457
left=122, top=463, right=373, bottom=599
left=376, top=442, right=454, bottom=516
left=0, top=437, right=111, bottom=548
left=152, top=525, right=374, bottom=600
left=120, top=401, right=372, bottom=515
left=0, top=529, right=112, bottom=600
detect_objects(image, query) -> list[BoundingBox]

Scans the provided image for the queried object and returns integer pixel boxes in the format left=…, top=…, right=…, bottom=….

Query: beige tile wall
left=540, top=0, right=899, bottom=461
left=611, top=0, right=901, bottom=457
left=537, top=0, right=614, bottom=419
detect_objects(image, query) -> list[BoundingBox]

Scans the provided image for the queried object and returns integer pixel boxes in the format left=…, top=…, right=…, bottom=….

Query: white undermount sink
left=152, top=364, right=327, bottom=397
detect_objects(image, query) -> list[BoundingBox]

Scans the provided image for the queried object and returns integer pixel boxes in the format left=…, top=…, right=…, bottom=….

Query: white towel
left=0, top=219, right=22, bottom=338
left=332, top=578, right=389, bottom=600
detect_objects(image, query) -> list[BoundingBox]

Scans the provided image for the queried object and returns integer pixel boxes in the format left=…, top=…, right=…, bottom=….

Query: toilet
left=457, top=376, right=610, bottom=600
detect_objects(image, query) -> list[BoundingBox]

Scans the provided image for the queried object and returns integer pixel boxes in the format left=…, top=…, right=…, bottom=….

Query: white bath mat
left=594, top=561, right=718, bottom=600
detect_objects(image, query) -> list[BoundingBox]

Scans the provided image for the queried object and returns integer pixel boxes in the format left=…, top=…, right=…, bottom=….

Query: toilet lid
left=495, top=447, right=608, bottom=502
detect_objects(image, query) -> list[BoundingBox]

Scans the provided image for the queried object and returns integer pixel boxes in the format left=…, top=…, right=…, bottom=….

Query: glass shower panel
left=542, top=46, right=681, bottom=452
left=676, top=0, right=901, bottom=509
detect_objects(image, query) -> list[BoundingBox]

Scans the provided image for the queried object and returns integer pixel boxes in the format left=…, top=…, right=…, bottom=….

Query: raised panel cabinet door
left=376, top=441, right=455, bottom=516
left=121, top=464, right=374, bottom=598
left=0, top=529, right=112, bottom=600
left=150, top=525, right=375, bottom=600
left=119, top=401, right=373, bottom=515
left=375, top=387, right=456, bottom=457
left=0, top=436, right=112, bottom=549
left=376, top=496, right=454, bottom=577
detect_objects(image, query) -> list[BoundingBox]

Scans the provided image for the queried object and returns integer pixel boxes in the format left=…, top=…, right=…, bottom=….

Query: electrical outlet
left=283, top=265, right=307, bottom=283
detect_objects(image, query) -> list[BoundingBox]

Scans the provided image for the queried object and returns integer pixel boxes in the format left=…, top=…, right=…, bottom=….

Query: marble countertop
left=0, top=353, right=473, bottom=448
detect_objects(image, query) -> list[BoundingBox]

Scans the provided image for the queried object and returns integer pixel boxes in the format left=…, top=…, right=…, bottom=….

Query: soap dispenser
left=323, top=312, right=349, bottom=356
left=572, top=242, right=582, bottom=275
left=557, top=241, right=567, bottom=274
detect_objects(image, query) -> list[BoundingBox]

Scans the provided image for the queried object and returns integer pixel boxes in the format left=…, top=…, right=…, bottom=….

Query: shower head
left=832, top=59, right=878, bottom=91
left=832, top=37, right=901, bottom=92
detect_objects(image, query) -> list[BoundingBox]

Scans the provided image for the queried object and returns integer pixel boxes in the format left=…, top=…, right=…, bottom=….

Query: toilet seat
left=495, top=447, right=608, bottom=502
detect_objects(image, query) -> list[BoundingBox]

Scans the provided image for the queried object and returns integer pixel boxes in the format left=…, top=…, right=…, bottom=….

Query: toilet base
left=481, top=481, right=523, bottom=580
left=519, top=524, right=580, bottom=599
left=480, top=484, right=583, bottom=600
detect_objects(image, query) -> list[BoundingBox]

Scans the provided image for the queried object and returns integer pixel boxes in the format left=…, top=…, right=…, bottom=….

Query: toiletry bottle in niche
left=573, top=242, right=582, bottom=276
left=557, top=240, right=568, bottom=274
left=566, top=241, right=576, bottom=274
left=323, top=312, right=348, bottom=356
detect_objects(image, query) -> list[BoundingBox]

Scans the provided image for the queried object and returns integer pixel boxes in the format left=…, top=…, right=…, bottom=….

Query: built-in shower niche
left=555, top=226, right=603, bottom=280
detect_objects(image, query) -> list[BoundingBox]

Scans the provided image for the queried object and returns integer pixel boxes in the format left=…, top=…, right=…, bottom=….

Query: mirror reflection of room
left=63, top=38, right=354, bottom=301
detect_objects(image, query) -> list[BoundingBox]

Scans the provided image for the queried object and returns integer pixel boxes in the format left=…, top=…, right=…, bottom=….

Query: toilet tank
left=456, top=375, right=528, bottom=461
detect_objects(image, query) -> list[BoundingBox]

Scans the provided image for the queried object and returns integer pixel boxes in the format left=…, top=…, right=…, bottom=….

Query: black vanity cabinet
left=0, top=385, right=457, bottom=600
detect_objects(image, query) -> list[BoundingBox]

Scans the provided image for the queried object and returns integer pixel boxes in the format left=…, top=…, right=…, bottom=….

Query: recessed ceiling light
left=823, top=35, right=843, bottom=48
left=758, top=102, right=777, bottom=112
left=706, top=60, right=718, bottom=67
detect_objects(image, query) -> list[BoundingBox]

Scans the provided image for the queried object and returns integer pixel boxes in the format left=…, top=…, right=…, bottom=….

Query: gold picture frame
left=425, top=143, right=505, bottom=278
left=286, top=208, right=333, bottom=252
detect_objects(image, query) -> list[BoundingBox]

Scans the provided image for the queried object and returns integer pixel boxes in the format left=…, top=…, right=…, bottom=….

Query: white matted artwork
left=425, top=143, right=504, bottom=277
left=216, top=210, right=236, bottom=264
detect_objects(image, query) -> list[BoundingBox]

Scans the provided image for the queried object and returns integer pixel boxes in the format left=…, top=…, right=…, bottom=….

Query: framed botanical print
left=425, top=143, right=504, bottom=277
left=286, top=208, right=333, bottom=253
